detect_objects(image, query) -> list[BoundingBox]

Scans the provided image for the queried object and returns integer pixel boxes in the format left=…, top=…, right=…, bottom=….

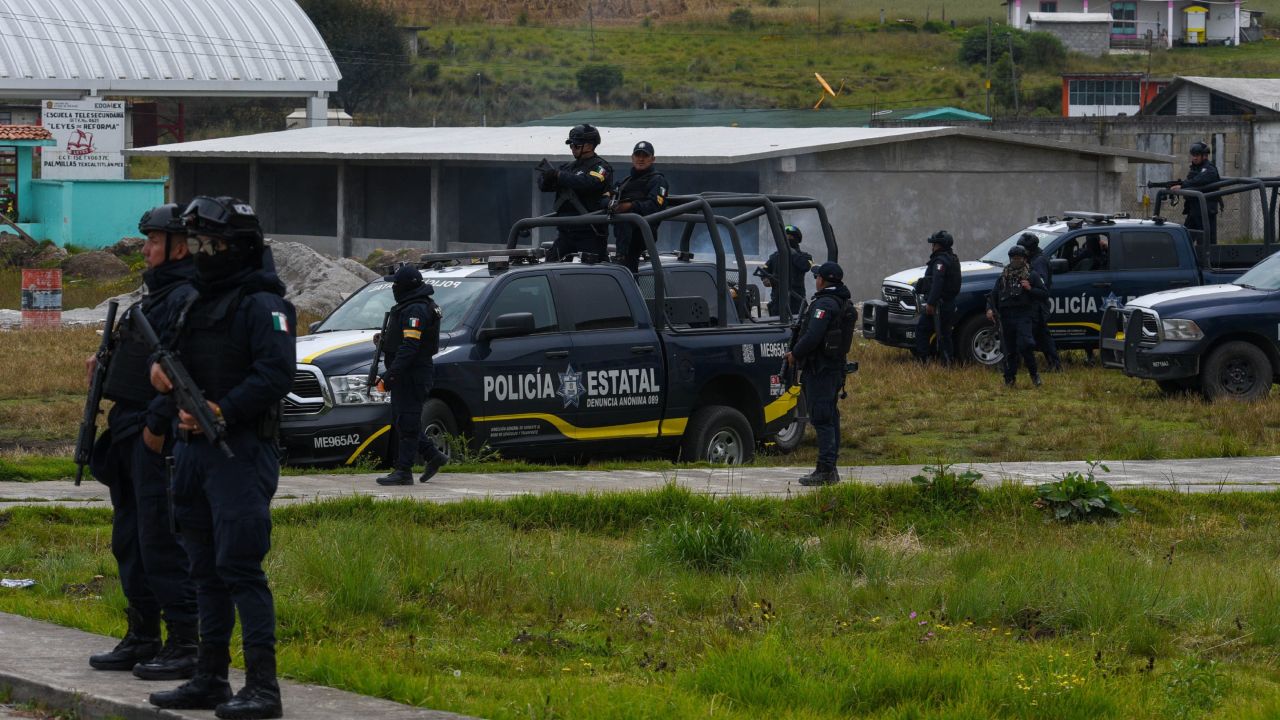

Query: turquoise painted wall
left=30, top=179, right=166, bottom=248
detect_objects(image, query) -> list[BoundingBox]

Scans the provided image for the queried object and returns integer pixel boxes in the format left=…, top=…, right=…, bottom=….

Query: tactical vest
left=179, top=287, right=253, bottom=406
left=823, top=298, right=858, bottom=359
left=102, top=305, right=157, bottom=407
left=998, top=265, right=1030, bottom=304
left=384, top=299, right=441, bottom=361
left=941, top=252, right=962, bottom=297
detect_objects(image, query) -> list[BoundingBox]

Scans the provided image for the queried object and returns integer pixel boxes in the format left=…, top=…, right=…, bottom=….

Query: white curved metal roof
left=0, top=0, right=340, bottom=98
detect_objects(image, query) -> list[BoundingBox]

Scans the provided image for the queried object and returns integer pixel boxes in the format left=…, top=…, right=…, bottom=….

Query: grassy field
left=5, top=485, right=1280, bottom=718
left=0, top=324, right=1277, bottom=480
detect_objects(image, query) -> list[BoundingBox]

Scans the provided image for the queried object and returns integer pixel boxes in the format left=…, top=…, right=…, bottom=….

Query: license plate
left=905, top=331, right=915, bottom=339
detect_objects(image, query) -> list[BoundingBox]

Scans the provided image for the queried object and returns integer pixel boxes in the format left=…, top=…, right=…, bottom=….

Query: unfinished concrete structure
left=129, top=125, right=1171, bottom=302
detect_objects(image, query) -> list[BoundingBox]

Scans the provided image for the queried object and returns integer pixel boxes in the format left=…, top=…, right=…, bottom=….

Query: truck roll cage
left=500, top=192, right=838, bottom=333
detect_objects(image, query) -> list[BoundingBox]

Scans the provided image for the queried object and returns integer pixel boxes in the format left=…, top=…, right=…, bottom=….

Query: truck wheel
left=420, top=399, right=460, bottom=459
left=957, top=315, right=1003, bottom=367
left=763, top=415, right=807, bottom=454
left=682, top=405, right=755, bottom=465
left=1200, top=341, right=1273, bottom=402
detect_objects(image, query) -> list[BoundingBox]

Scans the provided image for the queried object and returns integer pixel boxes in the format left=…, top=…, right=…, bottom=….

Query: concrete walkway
left=0, top=612, right=473, bottom=720
left=1, top=456, right=1277, bottom=510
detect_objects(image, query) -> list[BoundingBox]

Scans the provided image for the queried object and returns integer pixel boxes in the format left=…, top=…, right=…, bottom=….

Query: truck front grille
left=284, top=367, right=327, bottom=417
left=881, top=285, right=917, bottom=315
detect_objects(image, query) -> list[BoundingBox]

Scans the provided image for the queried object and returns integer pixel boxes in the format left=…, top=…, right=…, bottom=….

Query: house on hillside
left=1141, top=76, right=1280, bottom=116
left=1006, top=0, right=1263, bottom=50
left=1061, top=73, right=1170, bottom=116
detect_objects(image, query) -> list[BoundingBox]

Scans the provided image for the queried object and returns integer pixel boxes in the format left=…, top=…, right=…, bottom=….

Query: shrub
left=1025, top=31, right=1067, bottom=71
left=911, top=463, right=981, bottom=512
left=922, top=20, right=947, bottom=34
left=575, top=64, right=623, bottom=97
left=958, top=23, right=1026, bottom=65
left=728, top=7, right=753, bottom=29
left=1034, top=461, right=1136, bottom=522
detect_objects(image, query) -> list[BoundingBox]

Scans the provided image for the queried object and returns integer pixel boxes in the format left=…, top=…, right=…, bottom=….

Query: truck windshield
left=979, top=229, right=1061, bottom=266
left=315, top=277, right=491, bottom=333
left=1234, top=253, right=1280, bottom=291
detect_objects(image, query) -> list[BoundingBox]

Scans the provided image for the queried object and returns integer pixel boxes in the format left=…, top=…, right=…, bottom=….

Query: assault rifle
left=368, top=311, right=390, bottom=397
left=1146, top=179, right=1184, bottom=189
left=73, top=300, right=118, bottom=486
left=779, top=298, right=809, bottom=392
left=131, top=309, right=235, bottom=458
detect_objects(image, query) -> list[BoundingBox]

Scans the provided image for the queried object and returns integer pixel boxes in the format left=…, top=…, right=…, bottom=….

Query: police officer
left=375, top=264, right=447, bottom=486
left=785, top=261, right=854, bottom=487
left=1017, top=233, right=1061, bottom=372
left=86, top=204, right=198, bottom=681
left=610, top=141, right=668, bottom=273
left=147, top=196, right=295, bottom=720
left=1172, top=141, right=1221, bottom=245
left=763, top=225, right=813, bottom=317
left=914, top=230, right=961, bottom=364
left=987, top=245, right=1049, bottom=387
left=536, top=124, right=614, bottom=262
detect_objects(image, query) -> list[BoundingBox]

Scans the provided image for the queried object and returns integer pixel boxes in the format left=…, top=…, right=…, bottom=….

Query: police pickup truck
left=280, top=193, right=833, bottom=467
left=861, top=212, right=1269, bottom=365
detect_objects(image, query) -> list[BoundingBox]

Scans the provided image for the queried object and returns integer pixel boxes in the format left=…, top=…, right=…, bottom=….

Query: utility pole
left=1008, top=32, right=1019, bottom=115
left=476, top=72, right=485, bottom=127
left=985, top=17, right=992, bottom=117
left=588, top=4, right=596, bottom=59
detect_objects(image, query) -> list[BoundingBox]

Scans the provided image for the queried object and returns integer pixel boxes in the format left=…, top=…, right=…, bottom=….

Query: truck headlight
left=1161, top=319, right=1204, bottom=341
left=329, top=374, right=390, bottom=405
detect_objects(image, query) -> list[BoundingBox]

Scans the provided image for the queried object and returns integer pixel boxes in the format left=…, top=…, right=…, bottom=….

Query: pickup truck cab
left=861, top=212, right=1266, bottom=365
left=280, top=192, right=840, bottom=468
left=1100, top=250, right=1280, bottom=400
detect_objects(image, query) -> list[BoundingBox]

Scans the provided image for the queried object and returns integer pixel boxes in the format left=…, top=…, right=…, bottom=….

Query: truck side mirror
left=1049, top=258, right=1069, bottom=275
left=308, top=321, right=322, bottom=333
left=477, top=312, right=535, bottom=341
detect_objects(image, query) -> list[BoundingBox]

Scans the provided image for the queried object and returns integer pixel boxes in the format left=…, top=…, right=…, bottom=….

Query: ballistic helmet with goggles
left=182, top=196, right=264, bottom=267
left=1016, top=232, right=1040, bottom=251
left=929, top=230, right=954, bottom=248
left=566, top=124, right=601, bottom=147
left=138, top=204, right=186, bottom=235
left=783, top=225, right=802, bottom=243
left=1190, top=141, right=1211, bottom=156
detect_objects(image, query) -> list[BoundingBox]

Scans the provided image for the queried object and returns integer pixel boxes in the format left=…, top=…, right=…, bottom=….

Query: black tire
left=681, top=405, right=755, bottom=465
left=420, top=398, right=459, bottom=459
left=1200, top=341, right=1273, bottom=402
left=956, top=314, right=1003, bottom=367
left=763, top=414, right=807, bottom=454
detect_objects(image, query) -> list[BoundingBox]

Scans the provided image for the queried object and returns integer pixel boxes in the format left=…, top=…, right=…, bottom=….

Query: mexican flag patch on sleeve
left=408, top=317, right=422, bottom=329
left=813, top=309, right=827, bottom=320
left=271, top=311, right=289, bottom=332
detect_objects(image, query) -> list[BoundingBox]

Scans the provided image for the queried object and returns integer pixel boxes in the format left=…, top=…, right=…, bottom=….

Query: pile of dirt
left=62, top=251, right=131, bottom=280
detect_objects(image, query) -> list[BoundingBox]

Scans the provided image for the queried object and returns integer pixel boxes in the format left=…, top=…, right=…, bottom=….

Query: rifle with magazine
left=131, top=308, right=235, bottom=458
left=73, top=300, right=119, bottom=486
left=368, top=311, right=390, bottom=397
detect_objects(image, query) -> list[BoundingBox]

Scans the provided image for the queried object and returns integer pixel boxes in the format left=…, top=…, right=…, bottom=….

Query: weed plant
left=5, top=484, right=1280, bottom=717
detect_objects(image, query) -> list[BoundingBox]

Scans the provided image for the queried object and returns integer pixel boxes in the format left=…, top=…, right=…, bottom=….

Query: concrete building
left=1027, top=12, right=1113, bottom=55
left=1006, top=0, right=1262, bottom=49
left=1143, top=76, right=1280, bottom=118
left=1061, top=73, right=1169, bottom=117
left=130, top=125, right=1171, bottom=302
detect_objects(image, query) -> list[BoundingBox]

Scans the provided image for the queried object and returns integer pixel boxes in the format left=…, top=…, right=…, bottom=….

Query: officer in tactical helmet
left=914, top=231, right=961, bottom=364
left=374, top=264, right=448, bottom=486
left=1016, top=232, right=1061, bottom=372
left=536, top=124, right=614, bottom=262
left=1171, top=141, right=1221, bottom=245
left=987, top=244, right=1049, bottom=387
left=147, top=196, right=295, bottom=720
left=786, top=261, right=856, bottom=487
left=763, top=225, right=813, bottom=316
left=86, top=204, right=199, bottom=681
left=610, top=141, right=669, bottom=273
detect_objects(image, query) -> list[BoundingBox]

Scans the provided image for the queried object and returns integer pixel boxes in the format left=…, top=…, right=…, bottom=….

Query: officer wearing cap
left=374, top=264, right=447, bottom=486
left=536, top=124, right=614, bottom=262
left=610, top=141, right=669, bottom=273
left=86, top=204, right=198, bottom=681
left=987, top=245, right=1048, bottom=387
left=1016, top=232, right=1061, bottom=372
left=786, top=261, right=855, bottom=487
left=147, top=196, right=294, bottom=720
left=763, top=225, right=813, bottom=316
left=914, top=231, right=961, bottom=364
left=1172, top=141, right=1221, bottom=244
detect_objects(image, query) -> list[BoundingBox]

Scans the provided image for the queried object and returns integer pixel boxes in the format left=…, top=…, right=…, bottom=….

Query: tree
left=298, top=0, right=409, bottom=116
left=576, top=64, right=624, bottom=98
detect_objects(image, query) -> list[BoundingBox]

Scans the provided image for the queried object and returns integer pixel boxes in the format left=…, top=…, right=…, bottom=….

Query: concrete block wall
left=1031, top=22, right=1111, bottom=56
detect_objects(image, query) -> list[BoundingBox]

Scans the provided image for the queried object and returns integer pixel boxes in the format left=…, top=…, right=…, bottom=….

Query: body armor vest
left=179, top=287, right=251, bottom=404
left=384, top=299, right=441, bottom=360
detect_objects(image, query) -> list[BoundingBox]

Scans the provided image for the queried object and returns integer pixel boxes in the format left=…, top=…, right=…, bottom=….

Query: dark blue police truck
left=862, top=178, right=1280, bottom=365
left=280, top=193, right=839, bottom=466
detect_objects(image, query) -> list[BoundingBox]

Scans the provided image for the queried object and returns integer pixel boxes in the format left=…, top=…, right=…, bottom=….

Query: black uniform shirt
left=793, top=284, right=852, bottom=370
left=384, top=284, right=441, bottom=384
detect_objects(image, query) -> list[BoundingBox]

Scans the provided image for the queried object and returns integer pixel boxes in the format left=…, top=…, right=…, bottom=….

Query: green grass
left=6, top=485, right=1280, bottom=717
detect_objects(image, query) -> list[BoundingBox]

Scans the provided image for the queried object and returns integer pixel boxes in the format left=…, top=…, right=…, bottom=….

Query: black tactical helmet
left=784, top=224, right=802, bottom=243
left=929, top=230, right=954, bottom=248
left=1008, top=245, right=1028, bottom=258
left=182, top=196, right=263, bottom=243
left=138, top=203, right=186, bottom=235
left=566, top=124, right=602, bottom=146
left=1017, top=232, right=1040, bottom=250
left=1190, top=141, right=1211, bottom=156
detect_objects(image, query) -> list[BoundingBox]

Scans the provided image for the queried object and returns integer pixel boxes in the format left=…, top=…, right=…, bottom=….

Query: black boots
left=133, top=621, right=198, bottom=680
left=799, top=465, right=840, bottom=486
left=375, top=469, right=413, bottom=486
left=89, top=608, right=161, bottom=671
left=149, top=643, right=232, bottom=710
left=215, top=646, right=283, bottom=720
left=420, top=452, right=448, bottom=483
